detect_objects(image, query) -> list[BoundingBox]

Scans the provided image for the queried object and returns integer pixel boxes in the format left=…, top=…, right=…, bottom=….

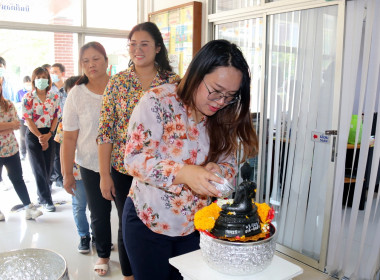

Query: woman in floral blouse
left=0, top=78, right=43, bottom=221
left=97, top=22, right=179, bottom=279
left=22, top=67, right=59, bottom=212
left=122, top=40, right=258, bottom=279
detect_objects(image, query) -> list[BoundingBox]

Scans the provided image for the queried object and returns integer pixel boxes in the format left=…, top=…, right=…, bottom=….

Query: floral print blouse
left=54, top=122, right=81, bottom=180
left=124, top=83, right=237, bottom=237
left=97, top=67, right=180, bottom=174
left=0, top=101, right=19, bottom=157
left=22, top=90, right=59, bottom=128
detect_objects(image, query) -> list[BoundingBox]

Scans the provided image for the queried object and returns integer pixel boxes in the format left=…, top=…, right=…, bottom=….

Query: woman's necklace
left=135, top=67, right=157, bottom=91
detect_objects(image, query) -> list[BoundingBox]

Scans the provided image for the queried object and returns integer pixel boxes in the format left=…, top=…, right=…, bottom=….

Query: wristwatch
left=50, top=130, right=55, bottom=136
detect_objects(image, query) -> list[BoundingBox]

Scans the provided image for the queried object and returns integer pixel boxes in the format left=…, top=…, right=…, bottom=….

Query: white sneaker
left=0, top=210, right=4, bottom=221
left=25, top=204, right=43, bottom=220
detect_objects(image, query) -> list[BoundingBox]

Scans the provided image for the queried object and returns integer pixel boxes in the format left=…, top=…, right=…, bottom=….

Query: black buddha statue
left=211, top=162, right=262, bottom=238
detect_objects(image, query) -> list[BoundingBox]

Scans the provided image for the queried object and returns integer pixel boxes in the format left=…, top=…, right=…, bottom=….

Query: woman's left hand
left=204, top=162, right=222, bottom=174
left=38, top=133, right=51, bottom=145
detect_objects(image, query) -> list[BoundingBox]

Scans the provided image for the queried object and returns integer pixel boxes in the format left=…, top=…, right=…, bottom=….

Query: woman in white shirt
left=62, top=41, right=111, bottom=277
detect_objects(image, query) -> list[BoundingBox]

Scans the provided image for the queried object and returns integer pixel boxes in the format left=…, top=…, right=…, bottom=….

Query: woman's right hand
left=176, top=165, right=224, bottom=197
left=12, top=120, right=21, bottom=130
left=100, top=174, right=116, bottom=201
left=63, top=174, right=76, bottom=196
left=41, top=142, right=49, bottom=151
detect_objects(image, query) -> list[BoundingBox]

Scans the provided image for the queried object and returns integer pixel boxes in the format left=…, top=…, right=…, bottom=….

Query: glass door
left=265, top=5, right=339, bottom=265
left=215, top=3, right=341, bottom=269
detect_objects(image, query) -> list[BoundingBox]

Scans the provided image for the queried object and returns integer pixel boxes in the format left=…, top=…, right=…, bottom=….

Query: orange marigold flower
left=194, top=202, right=222, bottom=231
left=255, top=202, right=272, bottom=223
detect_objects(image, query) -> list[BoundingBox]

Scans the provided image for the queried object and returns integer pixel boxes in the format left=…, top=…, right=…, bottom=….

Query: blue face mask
left=51, top=74, right=60, bottom=83
left=0, top=67, right=5, bottom=78
left=35, top=78, right=49, bottom=90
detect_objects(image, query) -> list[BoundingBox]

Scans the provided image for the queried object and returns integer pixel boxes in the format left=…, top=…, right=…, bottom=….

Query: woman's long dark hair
left=77, top=41, right=108, bottom=85
left=177, top=39, right=258, bottom=164
left=128, top=22, right=172, bottom=79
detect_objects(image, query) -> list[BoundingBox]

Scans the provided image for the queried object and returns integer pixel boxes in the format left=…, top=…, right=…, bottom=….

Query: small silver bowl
left=0, top=248, right=69, bottom=279
left=200, top=225, right=277, bottom=275
left=211, top=173, right=234, bottom=197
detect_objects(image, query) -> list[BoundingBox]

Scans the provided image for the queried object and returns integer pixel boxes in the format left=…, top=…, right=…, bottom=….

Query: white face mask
left=51, top=74, right=60, bottom=83
left=0, top=67, right=5, bottom=78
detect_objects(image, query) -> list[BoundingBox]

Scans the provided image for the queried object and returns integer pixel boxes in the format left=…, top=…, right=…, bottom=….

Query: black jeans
left=111, top=167, right=133, bottom=276
left=19, top=120, right=27, bottom=157
left=25, top=127, right=54, bottom=205
left=50, top=141, right=63, bottom=184
left=80, top=166, right=112, bottom=259
left=0, top=152, right=31, bottom=206
left=123, top=197, right=200, bottom=280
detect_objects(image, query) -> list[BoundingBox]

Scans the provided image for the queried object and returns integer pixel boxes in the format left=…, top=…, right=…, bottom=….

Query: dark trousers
left=20, top=120, right=27, bottom=157
left=123, top=197, right=200, bottom=280
left=25, top=127, right=54, bottom=205
left=0, top=152, right=31, bottom=206
left=80, top=166, right=112, bottom=259
left=111, top=167, right=133, bottom=276
left=50, top=141, right=63, bottom=184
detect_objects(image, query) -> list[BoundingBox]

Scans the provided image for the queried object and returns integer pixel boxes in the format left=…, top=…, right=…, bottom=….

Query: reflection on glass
left=215, top=18, right=263, bottom=183
left=0, top=29, right=78, bottom=89
left=214, top=0, right=260, bottom=13
left=85, top=36, right=129, bottom=76
left=0, top=0, right=81, bottom=26
left=86, top=0, right=137, bottom=30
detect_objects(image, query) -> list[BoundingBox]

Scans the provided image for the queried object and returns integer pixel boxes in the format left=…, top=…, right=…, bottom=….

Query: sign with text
left=311, top=131, right=330, bottom=143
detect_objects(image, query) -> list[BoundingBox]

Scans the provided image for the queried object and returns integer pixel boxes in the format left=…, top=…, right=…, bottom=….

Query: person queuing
left=15, top=75, right=32, bottom=161
left=0, top=74, right=43, bottom=221
left=22, top=67, right=58, bottom=212
left=0, top=57, right=16, bottom=188
left=97, top=21, right=179, bottom=280
left=62, top=42, right=111, bottom=277
left=55, top=75, right=92, bottom=253
left=122, top=39, right=259, bottom=280
left=50, top=63, right=66, bottom=188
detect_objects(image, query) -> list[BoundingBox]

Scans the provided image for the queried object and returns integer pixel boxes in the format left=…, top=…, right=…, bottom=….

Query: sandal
left=94, top=259, right=109, bottom=276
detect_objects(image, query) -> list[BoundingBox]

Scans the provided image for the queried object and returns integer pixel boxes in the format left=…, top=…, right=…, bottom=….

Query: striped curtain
left=326, top=0, right=380, bottom=279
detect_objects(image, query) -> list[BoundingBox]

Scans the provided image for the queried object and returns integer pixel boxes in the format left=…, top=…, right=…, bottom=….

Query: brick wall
left=52, top=17, right=75, bottom=77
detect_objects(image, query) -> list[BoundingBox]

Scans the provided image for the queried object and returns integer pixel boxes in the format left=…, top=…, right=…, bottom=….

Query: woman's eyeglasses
left=202, top=80, right=240, bottom=105
left=127, top=42, right=155, bottom=51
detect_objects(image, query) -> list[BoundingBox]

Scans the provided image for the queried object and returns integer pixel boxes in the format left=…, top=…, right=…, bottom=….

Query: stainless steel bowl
left=0, top=248, right=69, bottom=280
left=200, top=225, right=277, bottom=275
left=211, top=173, right=234, bottom=198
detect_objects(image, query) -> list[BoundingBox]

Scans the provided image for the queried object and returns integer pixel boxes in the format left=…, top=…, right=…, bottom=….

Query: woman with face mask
left=22, top=67, right=59, bottom=212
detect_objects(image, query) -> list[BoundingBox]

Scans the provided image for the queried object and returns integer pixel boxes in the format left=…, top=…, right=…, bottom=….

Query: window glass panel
left=86, top=0, right=137, bottom=30
left=214, top=0, right=260, bottom=13
left=0, top=29, right=78, bottom=91
left=85, top=36, right=129, bottom=76
left=0, top=0, right=81, bottom=26
left=215, top=18, right=263, bottom=183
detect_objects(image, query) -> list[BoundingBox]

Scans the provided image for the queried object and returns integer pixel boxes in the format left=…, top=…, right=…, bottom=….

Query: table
left=169, top=250, right=303, bottom=280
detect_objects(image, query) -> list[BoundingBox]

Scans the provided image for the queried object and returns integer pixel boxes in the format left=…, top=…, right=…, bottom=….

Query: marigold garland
left=194, top=202, right=222, bottom=232
left=194, top=200, right=275, bottom=242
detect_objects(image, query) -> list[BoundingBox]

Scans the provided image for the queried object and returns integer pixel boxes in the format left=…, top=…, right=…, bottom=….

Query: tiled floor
left=0, top=155, right=335, bottom=280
